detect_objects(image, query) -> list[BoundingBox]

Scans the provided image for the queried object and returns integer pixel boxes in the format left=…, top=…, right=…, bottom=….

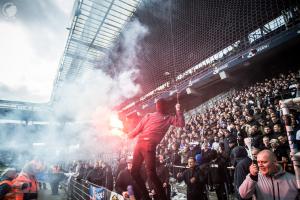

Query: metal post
left=280, top=99, right=300, bottom=190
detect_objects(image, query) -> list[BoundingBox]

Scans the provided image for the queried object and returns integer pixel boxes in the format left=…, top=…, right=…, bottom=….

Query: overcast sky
left=0, top=0, right=75, bottom=103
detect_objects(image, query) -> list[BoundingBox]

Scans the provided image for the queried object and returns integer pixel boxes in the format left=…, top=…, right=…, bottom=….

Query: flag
left=89, top=185, right=106, bottom=200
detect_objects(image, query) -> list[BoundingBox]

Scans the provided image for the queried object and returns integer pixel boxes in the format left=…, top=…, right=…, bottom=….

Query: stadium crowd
left=153, top=70, right=300, bottom=199
left=1, top=70, right=300, bottom=200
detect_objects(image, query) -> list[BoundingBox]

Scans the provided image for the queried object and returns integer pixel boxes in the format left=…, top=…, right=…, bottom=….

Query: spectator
left=232, top=146, right=252, bottom=200
left=149, top=155, right=171, bottom=200
left=277, top=135, right=289, bottom=149
left=115, top=157, right=127, bottom=178
left=49, top=164, right=65, bottom=195
left=270, top=139, right=289, bottom=163
left=14, top=160, right=42, bottom=200
left=73, top=161, right=84, bottom=182
left=211, top=136, right=220, bottom=151
left=263, top=126, right=277, bottom=139
left=101, top=162, right=114, bottom=191
left=177, top=157, right=207, bottom=200
left=272, top=124, right=284, bottom=139
left=82, top=162, right=92, bottom=180
left=0, top=168, right=18, bottom=200
left=223, top=130, right=237, bottom=155
left=201, top=142, right=212, bottom=164
left=115, top=159, right=141, bottom=199
left=260, top=136, right=271, bottom=150
left=239, top=150, right=298, bottom=199
left=249, top=125, right=262, bottom=148
left=207, top=150, right=228, bottom=200
left=86, top=161, right=103, bottom=186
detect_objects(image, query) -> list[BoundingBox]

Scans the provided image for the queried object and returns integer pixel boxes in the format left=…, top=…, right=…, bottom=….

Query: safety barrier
left=67, top=162, right=293, bottom=200
left=67, top=177, right=124, bottom=200
left=168, top=164, right=187, bottom=178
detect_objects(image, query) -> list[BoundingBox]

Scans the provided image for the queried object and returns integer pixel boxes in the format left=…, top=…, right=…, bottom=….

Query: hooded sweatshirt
left=239, top=166, right=298, bottom=200
left=232, top=146, right=252, bottom=200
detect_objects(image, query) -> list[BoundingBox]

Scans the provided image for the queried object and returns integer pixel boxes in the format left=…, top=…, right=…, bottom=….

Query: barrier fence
left=66, top=163, right=293, bottom=200
left=65, top=165, right=242, bottom=200
left=67, top=178, right=124, bottom=200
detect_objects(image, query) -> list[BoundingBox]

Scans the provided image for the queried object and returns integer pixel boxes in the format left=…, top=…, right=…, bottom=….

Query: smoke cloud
left=0, top=18, right=149, bottom=168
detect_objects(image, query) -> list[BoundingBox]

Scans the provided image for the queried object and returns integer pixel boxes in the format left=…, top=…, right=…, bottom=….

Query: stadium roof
left=1, top=0, right=299, bottom=118
left=51, top=0, right=141, bottom=103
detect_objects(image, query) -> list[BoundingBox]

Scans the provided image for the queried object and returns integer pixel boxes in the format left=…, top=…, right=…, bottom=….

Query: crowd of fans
left=152, top=70, right=300, bottom=199
left=161, top=72, right=299, bottom=160
left=1, top=70, right=300, bottom=200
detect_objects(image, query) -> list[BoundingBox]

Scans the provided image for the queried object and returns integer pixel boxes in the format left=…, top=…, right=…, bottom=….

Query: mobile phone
left=252, top=159, right=258, bottom=165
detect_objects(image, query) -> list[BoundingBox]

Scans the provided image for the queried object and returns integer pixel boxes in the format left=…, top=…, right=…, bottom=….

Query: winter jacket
left=115, top=169, right=134, bottom=195
left=177, top=165, right=207, bottom=200
left=149, top=162, right=169, bottom=190
left=234, top=157, right=252, bottom=200
left=102, top=165, right=114, bottom=191
left=0, top=179, right=13, bottom=200
left=86, top=167, right=103, bottom=186
left=14, top=172, right=38, bottom=200
left=128, top=111, right=185, bottom=145
left=207, top=157, right=227, bottom=185
left=239, top=167, right=298, bottom=200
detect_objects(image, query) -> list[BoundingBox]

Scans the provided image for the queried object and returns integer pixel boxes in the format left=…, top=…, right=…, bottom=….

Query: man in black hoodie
left=207, top=150, right=228, bottom=200
left=232, top=146, right=252, bottom=200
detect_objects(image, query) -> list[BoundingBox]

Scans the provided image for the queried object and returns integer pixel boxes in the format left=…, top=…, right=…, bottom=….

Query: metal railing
left=67, top=177, right=124, bottom=200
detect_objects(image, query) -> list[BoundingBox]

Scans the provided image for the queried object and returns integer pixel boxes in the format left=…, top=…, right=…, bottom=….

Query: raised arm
left=239, top=163, right=258, bottom=199
left=171, top=104, right=185, bottom=127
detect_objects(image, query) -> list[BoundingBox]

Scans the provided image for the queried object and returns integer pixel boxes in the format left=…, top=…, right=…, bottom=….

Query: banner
left=89, top=185, right=106, bottom=200
left=109, top=191, right=124, bottom=200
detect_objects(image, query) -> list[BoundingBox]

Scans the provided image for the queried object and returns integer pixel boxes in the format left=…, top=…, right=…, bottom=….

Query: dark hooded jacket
left=177, top=165, right=207, bottom=200
left=232, top=146, right=252, bottom=200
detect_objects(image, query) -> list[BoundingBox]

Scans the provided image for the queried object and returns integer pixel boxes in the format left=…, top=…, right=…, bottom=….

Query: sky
left=0, top=0, right=75, bottom=103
